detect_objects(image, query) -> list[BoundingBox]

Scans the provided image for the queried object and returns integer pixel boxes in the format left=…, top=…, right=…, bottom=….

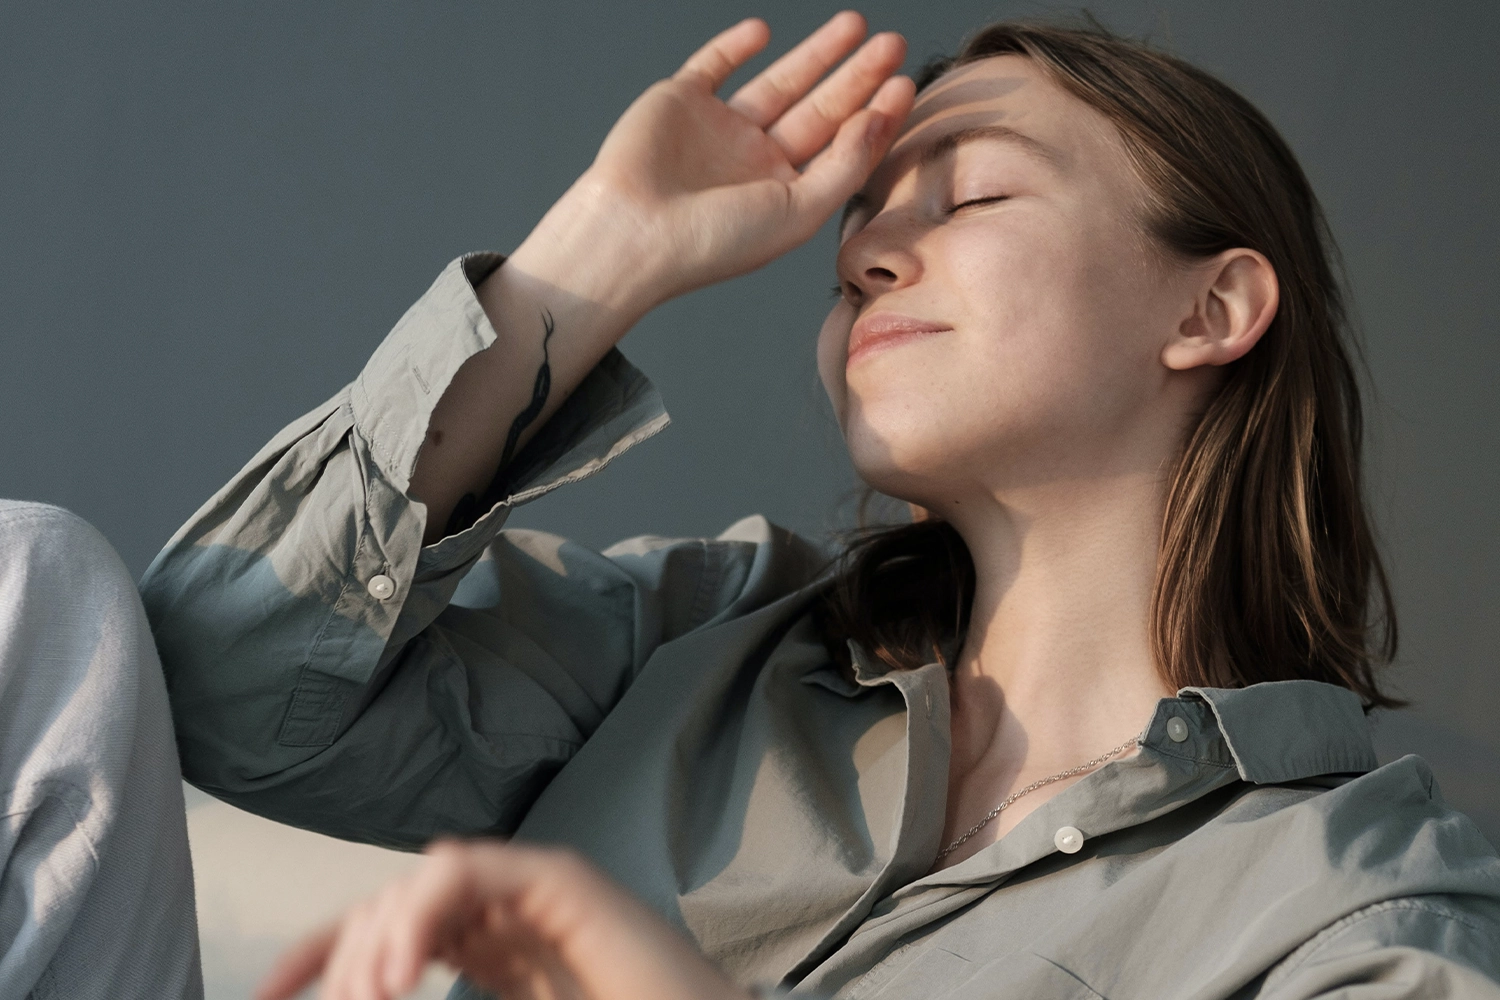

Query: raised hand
left=516, top=12, right=914, bottom=315
left=410, top=14, right=911, bottom=538
left=256, top=840, right=750, bottom=1000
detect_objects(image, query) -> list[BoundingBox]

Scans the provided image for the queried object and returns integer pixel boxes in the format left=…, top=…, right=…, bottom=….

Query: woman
left=141, top=12, right=1500, bottom=1000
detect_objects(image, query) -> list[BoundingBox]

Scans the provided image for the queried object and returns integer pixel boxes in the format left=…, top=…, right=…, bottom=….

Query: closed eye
left=946, top=196, right=1008, bottom=214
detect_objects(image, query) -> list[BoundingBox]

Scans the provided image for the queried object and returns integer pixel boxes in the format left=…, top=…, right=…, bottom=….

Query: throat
left=928, top=468, right=1175, bottom=866
left=933, top=642, right=1167, bottom=868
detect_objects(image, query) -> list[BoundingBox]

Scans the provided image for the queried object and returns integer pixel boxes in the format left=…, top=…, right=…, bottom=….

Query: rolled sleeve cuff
left=347, top=253, right=670, bottom=573
left=419, top=345, right=670, bottom=572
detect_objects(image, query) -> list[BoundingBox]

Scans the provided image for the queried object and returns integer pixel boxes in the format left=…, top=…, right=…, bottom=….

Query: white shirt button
left=1166, top=716, right=1190, bottom=743
left=366, top=574, right=396, bottom=601
left=1054, top=825, right=1084, bottom=854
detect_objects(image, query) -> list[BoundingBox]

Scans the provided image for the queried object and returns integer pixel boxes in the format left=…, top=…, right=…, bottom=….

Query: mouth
left=846, top=311, right=952, bottom=367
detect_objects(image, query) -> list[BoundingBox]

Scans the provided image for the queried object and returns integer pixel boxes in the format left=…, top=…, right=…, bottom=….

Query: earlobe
left=1162, top=249, right=1279, bottom=371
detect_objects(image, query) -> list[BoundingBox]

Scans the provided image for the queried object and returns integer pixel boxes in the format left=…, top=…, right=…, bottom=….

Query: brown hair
left=819, top=19, right=1400, bottom=707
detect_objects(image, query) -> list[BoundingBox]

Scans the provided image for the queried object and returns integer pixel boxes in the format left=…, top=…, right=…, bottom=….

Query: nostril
left=865, top=266, right=898, bottom=282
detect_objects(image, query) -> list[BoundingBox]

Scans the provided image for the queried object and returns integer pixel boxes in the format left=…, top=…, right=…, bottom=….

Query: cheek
left=816, top=304, right=853, bottom=427
left=952, top=219, right=1163, bottom=400
left=840, top=220, right=1170, bottom=478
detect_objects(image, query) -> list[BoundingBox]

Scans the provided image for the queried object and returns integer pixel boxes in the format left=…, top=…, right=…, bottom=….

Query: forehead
left=861, top=54, right=1127, bottom=195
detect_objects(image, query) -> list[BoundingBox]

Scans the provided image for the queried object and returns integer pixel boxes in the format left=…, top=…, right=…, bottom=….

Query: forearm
left=409, top=177, right=667, bottom=542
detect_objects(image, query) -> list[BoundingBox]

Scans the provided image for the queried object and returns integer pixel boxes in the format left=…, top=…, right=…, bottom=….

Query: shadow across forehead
left=900, top=73, right=1030, bottom=136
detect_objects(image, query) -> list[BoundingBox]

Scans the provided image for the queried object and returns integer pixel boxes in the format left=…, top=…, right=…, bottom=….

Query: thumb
left=256, top=922, right=339, bottom=1000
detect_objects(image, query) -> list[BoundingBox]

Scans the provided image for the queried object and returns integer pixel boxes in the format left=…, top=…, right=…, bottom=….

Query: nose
left=835, top=212, right=924, bottom=304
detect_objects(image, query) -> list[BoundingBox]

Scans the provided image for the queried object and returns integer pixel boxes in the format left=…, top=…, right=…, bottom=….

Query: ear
left=1161, top=249, right=1279, bottom=371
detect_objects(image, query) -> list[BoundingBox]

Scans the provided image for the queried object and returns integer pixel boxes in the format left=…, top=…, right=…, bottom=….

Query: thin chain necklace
left=935, top=735, right=1141, bottom=861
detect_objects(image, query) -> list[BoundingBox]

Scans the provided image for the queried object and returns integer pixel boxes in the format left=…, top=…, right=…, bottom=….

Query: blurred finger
left=257, top=923, right=339, bottom=1000
left=769, top=31, right=907, bottom=166
left=380, top=844, right=478, bottom=995
left=726, top=11, right=866, bottom=127
left=319, top=903, right=379, bottom=1000
left=674, top=18, right=771, bottom=93
left=358, top=880, right=420, bottom=1000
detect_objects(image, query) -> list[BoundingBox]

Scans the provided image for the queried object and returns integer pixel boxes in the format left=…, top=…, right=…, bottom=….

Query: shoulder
left=1225, top=756, right=1500, bottom=890
left=463, top=514, right=831, bottom=608
left=1263, top=894, right=1500, bottom=994
left=449, top=514, right=834, bottom=645
left=1125, top=758, right=1500, bottom=992
left=604, top=514, right=833, bottom=614
left=1215, top=756, right=1500, bottom=955
left=1276, top=756, right=1494, bottom=869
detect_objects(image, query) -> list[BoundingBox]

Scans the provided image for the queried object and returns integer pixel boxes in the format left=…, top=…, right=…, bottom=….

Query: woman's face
left=818, top=54, right=1201, bottom=511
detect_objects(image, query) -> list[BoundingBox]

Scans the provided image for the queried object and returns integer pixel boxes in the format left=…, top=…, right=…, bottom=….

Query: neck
left=940, top=467, right=1174, bottom=780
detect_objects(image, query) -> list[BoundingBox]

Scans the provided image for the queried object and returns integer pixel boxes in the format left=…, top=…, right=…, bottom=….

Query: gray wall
left=1, top=2, right=1494, bottom=842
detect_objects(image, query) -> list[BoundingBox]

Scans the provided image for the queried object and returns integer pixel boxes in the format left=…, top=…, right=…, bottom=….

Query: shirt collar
left=899, top=680, right=1378, bottom=893
left=813, top=645, right=1379, bottom=784
left=806, top=651, right=1383, bottom=887
left=1175, top=680, right=1378, bottom=783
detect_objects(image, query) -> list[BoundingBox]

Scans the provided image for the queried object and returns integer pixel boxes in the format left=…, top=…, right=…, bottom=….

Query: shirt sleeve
left=140, top=254, right=819, bottom=851
left=1259, top=897, right=1500, bottom=999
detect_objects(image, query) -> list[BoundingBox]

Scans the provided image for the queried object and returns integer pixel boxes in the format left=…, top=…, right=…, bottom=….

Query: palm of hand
left=613, top=81, right=798, bottom=197
left=580, top=14, right=913, bottom=299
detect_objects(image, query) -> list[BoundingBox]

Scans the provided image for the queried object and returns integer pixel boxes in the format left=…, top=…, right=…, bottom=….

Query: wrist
left=505, top=171, right=673, bottom=325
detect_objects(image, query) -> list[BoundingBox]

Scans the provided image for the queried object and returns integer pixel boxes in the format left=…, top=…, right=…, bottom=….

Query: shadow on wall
left=1371, top=711, right=1500, bottom=850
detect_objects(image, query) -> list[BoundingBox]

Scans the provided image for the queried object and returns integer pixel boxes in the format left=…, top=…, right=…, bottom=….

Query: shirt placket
left=778, top=658, right=953, bottom=987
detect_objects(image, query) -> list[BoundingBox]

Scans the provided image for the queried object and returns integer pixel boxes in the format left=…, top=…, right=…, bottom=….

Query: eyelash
left=829, top=283, right=845, bottom=299
left=946, top=195, right=1008, bottom=214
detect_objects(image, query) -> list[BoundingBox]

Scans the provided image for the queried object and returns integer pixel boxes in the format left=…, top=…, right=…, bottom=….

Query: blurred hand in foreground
left=258, top=839, right=753, bottom=1000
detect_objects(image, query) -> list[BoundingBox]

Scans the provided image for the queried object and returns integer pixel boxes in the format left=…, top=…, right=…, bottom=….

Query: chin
left=844, top=419, right=981, bottom=507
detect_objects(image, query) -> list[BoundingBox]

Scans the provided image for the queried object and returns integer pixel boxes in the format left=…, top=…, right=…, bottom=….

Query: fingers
left=790, top=75, right=916, bottom=225
left=268, top=845, right=744, bottom=1000
left=378, top=842, right=480, bottom=994
left=260, top=840, right=743, bottom=1000
left=315, top=905, right=373, bottom=995
left=256, top=923, right=339, bottom=1000
left=674, top=18, right=771, bottom=92
left=726, top=11, right=867, bottom=127
left=767, top=30, right=907, bottom=167
left=258, top=860, right=456, bottom=1000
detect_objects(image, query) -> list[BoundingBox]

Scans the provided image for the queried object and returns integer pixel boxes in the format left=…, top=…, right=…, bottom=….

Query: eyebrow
left=919, top=123, right=1063, bottom=168
left=840, top=124, right=1062, bottom=234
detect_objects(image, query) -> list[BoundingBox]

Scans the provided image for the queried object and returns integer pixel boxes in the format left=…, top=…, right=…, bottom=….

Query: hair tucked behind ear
left=819, top=18, right=1399, bottom=707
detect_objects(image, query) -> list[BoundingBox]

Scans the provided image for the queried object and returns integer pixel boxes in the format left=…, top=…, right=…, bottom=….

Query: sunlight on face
left=817, top=55, right=1190, bottom=511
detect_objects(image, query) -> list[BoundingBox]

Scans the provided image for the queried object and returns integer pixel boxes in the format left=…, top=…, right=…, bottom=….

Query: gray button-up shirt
left=141, top=255, right=1500, bottom=999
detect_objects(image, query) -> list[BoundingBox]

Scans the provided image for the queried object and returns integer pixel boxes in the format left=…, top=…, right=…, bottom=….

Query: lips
left=846, top=311, right=952, bottom=366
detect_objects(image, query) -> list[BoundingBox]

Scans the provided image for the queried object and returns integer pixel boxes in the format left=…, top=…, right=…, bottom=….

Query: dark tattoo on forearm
left=444, top=309, right=556, bottom=537
left=499, top=308, right=555, bottom=471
